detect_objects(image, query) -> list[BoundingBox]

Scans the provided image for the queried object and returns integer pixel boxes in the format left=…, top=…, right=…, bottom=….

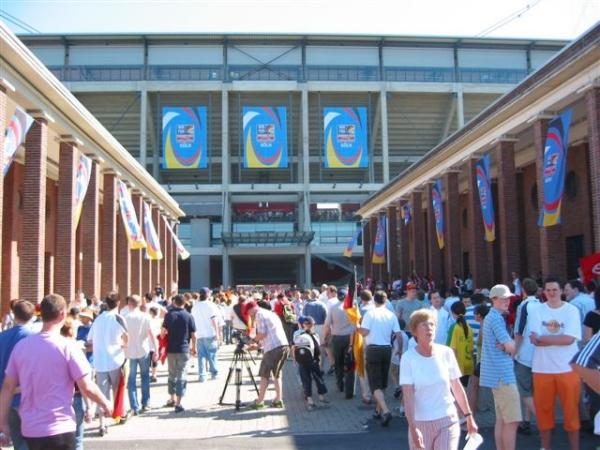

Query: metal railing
left=148, top=65, right=222, bottom=81
left=306, top=65, right=379, bottom=82
left=385, top=66, right=455, bottom=83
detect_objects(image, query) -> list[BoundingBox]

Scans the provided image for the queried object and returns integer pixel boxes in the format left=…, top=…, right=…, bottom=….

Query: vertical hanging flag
left=162, top=107, right=208, bottom=169
left=4, top=107, right=34, bottom=175
left=401, top=203, right=412, bottom=226
left=163, top=216, right=190, bottom=260
left=143, top=202, right=163, bottom=260
left=372, top=215, right=386, bottom=264
left=476, top=154, right=496, bottom=242
left=73, top=154, right=92, bottom=227
left=343, top=223, right=363, bottom=258
left=323, top=107, right=368, bottom=168
left=243, top=106, right=288, bottom=168
left=431, top=180, right=445, bottom=249
left=117, top=180, right=146, bottom=250
left=538, top=109, right=573, bottom=227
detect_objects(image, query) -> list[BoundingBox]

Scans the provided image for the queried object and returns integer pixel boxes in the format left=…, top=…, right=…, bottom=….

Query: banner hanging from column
left=475, top=154, right=496, bottom=242
left=538, top=109, right=573, bottom=227
left=401, top=203, right=412, bottom=226
left=163, top=216, right=190, bottom=260
left=3, top=107, right=34, bottom=175
left=243, top=106, right=288, bottom=168
left=323, top=107, right=368, bottom=168
left=343, top=223, right=364, bottom=258
left=117, top=180, right=146, bottom=250
left=143, top=202, right=163, bottom=260
left=162, top=107, right=208, bottom=169
left=73, top=153, right=92, bottom=227
left=431, top=180, right=445, bottom=249
left=372, top=215, right=386, bottom=264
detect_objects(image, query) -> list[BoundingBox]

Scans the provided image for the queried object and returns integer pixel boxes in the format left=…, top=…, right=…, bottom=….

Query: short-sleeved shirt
left=324, top=299, right=355, bottom=336
left=430, top=307, right=449, bottom=345
left=361, top=306, right=400, bottom=347
left=572, top=331, right=600, bottom=369
left=87, top=309, right=127, bottom=372
left=514, top=297, right=541, bottom=367
left=124, top=309, right=153, bottom=359
left=446, top=322, right=474, bottom=376
left=162, top=307, right=196, bottom=354
left=480, top=308, right=515, bottom=388
left=584, top=310, right=600, bottom=335
left=395, top=299, right=424, bottom=323
left=255, top=308, right=288, bottom=352
left=0, top=325, right=32, bottom=408
left=570, top=293, right=595, bottom=323
left=529, top=302, right=581, bottom=374
left=302, top=300, right=327, bottom=325
left=399, top=344, right=461, bottom=421
left=190, top=300, right=219, bottom=338
left=6, top=332, right=90, bottom=438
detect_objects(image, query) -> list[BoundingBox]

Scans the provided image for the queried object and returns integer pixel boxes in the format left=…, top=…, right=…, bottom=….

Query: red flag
left=580, top=252, right=600, bottom=285
left=112, top=368, right=126, bottom=421
left=343, top=274, right=355, bottom=310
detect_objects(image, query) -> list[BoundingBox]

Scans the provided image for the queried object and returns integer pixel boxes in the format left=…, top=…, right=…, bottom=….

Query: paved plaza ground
left=83, top=345, right=599, bottom=450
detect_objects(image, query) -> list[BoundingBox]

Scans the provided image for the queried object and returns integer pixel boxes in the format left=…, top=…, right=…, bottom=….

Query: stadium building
left=18, top=31, right=567, bottom=289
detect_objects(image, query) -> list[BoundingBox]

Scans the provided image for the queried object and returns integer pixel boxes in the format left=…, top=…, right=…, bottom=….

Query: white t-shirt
left=191, top=301, right=219, bottom=338
left=430, top=307, right=450, bottom=345
left=361, top=306, right=400, bottom=347
left=88, top=309, right=127, bottom=372
left=529, top=302, right=581, bottom=374
left=399, top=344, right=461, bottom=421
left=514, top=296, right=541, bottom=367
left=124, top=309, right=153, bottom=359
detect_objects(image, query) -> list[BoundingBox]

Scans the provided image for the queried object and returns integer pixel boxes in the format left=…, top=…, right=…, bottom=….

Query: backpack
left=293, top=333, right=314, bottom=366
left=283, top=303, right=297, bottom=324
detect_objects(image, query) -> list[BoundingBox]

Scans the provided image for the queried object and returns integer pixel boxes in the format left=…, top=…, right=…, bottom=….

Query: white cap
left=489, top=284, right=512, bottom=299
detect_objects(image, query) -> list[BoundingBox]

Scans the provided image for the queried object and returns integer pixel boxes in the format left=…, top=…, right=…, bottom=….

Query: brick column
left=151, top=205, right=161, bottom=290
left=387, top=205, right=398, bottom=281
left=101, top=172, right=117, bottom=295
left=426, top=183, right=443, bottom=285
left=587, top=88, right=600, bottom=252
left=165, top=216, right=173, bottom=295
left=81, top=161, right=100, bottom=299
left=410, top=191, right=426, bottom=278
left=172, top=222, right=179, bottom=289
left=161, top=212, right=168, bottom=291
left=54, top=141, right=78, bottom=303
left=20, top=118, right=47, bottom=304
left=467, top=158, right=491, bottom=289
left=444, top=172, right=461, bottom=288
left=1, top=165, right=18, bottom=313
left=0, top=85, right=6, bottom=301
left=142, top=200, right=152, bottom=295
left=362, top=217, right=374, bottom=283
left=130, top=193, right=143, bottom=296
left=535, top=118, right=566, bottom=278
left=116, top=200, right=131, bottom=297
left=399, top=200, right=410, bottom=280
left=496, top=139, right=521, bottom=284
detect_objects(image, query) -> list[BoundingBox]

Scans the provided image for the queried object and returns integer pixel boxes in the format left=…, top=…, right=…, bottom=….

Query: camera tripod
left=218, top=344, right=259, bottom=411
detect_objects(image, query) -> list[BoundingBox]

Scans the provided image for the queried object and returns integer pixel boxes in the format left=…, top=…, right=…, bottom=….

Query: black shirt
left=584, top=310, right=600, bottom=335
left=162, top=307, right=196, bottom=354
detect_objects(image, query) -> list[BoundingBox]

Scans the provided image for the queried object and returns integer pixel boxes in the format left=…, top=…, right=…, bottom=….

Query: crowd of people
left=0, top=272, right=598, bottom=450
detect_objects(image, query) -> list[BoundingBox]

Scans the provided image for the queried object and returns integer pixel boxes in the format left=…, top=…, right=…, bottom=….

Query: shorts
left=366, top=345, right=392, bottom=392
left=533, top=371, right=580, bottom=432
left=259, top=346, right=288, bottom=379
left=492, top=382, right=522, bottom=423
left=514, top=361, right=533, bottom=397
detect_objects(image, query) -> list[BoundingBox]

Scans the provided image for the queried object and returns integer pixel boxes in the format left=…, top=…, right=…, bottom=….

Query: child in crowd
left=293, top=316, right=328, bottom=410
left=447, top=301, right=474, bottom=387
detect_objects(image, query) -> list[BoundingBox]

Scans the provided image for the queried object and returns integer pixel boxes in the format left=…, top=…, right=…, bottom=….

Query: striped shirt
left=465, top=305, right=481, bottom=355
left=480, top=308, right=515, bottom=388
left=572, top=331, right=600, bottom=369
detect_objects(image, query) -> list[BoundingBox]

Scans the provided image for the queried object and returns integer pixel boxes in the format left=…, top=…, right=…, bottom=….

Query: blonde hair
left=60, top=317, right=76, bottom=339
left=409, top=309, right=437, bottom=335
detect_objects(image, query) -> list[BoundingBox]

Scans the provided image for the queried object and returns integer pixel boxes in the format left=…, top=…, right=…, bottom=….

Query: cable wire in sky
left=476, top=0, right=544, bottom=37
left=0, top=9, right=41, bottom=34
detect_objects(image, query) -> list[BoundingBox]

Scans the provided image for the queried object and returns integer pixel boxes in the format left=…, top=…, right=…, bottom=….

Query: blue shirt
left=480, top=308, right=515, bottom=388
left=0, top=325, right=32, bottom=408
left=302, top=301, right=327, bottom=325
left=162, top=307, right=196, bottom=354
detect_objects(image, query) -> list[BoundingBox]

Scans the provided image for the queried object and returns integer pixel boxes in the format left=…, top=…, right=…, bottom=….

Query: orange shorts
left=532, top=371, right=580, bottom=432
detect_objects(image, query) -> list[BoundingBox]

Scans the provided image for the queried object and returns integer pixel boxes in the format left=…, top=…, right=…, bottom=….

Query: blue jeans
left=73, top=394, right=84, bottom=450
left=8, top=407, right=28, bottom=450
left=223, top=321, right=232, bottom=344
left=197, top=337, right=218, bottom=381
left=128, top=353, right=151, bottom=412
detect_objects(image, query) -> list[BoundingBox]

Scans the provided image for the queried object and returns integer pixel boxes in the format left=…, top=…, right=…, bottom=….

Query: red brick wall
left=587, top=88, right=600, bottom=251
left=520, top=163, right=541, bottom=277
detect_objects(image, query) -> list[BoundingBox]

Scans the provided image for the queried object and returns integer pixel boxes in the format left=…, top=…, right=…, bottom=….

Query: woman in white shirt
left=400, top=309, right=478, bottom=450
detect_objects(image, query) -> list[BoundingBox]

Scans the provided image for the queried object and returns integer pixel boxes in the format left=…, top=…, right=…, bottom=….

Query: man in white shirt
left=565, top=279, right=595, bottom=324
left=190, top=288, right=221, bottom=382
left=124, top=295, right=158, bottom=414
left=429, top=290, right=449, bottom=345
left=358, top=291, right=402, bottom=427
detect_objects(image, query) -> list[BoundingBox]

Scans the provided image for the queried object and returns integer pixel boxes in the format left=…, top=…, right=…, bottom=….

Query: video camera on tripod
left=231, top=329, right=253, bottom=349
left=219, top=329, right=259, bottom=410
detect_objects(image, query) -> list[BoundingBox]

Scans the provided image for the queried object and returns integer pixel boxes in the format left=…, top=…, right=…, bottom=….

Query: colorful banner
left=74, top=154, right=92, bottom=227
left=323, top=107, right=368, bottom=168
left=162, top=107, right=208, bottom=169
left=431, top=179, right=445, bottom=249
left=401, top=203, right=412, bottom=226
left=163, top=215, right=190, bottom=260
left=4, top=108, right=34, bottom=175
left=476, top=154, right=496, bottom=242
left=538, top=109, right=573, bottom=227
left=143, top=202, right=163, bottom=260
left=372, top=215, right=386, bottom=264
left=117, top=180, right=146, bottom=250
left=342, top=224, right=363, bottom=258
left=243, top=106, right=287, bottom=168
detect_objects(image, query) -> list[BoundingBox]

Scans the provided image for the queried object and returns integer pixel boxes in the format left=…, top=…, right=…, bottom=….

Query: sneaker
left=372, top=411, right=382, bottom=420
left=211, top=373, right=218, bottom=380
left=174, top=405, right=185, bottom=413
left=271, top=400, right=284, bottom=408
left=164, top=399, right=175, bottom=407
left=250, top=401, right=265, bottom=410
left=318, top=396, right=330, bottom=404
left=99, top=425, right=108, bottom=437
left=140, top=406, right=151, bottom=414
left=306, top=402, right=316, bottom=411
left=381, top=412, right=392, bottom=427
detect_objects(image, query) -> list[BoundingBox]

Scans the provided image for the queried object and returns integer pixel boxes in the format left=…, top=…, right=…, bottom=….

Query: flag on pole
left=116, top=180, right=146, bottom=250
left=343, top=224, right=363, bottom=258
left=343, top=268, right=364, bottom=378
left=73, top=154, right=92, bottom=227
left=431, top=179, right=445, bottom=249
left=143, top=202, right=163, bottom=260
left=580, top=252, right=600, bottom=285
left=3, top=107, right=34, bottom=175
left=372, top=215, right=386, bottom=264
left=538, top=109, right=573, bottom=227
left=401, top=203, right=411, bottom=226
left=476, top=154, right=496, bottom=242
left=163, top=215, right=190, bottom=260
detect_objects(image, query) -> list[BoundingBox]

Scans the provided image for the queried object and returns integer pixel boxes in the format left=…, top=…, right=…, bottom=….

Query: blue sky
left=0, top=0, right=598, bottom=39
